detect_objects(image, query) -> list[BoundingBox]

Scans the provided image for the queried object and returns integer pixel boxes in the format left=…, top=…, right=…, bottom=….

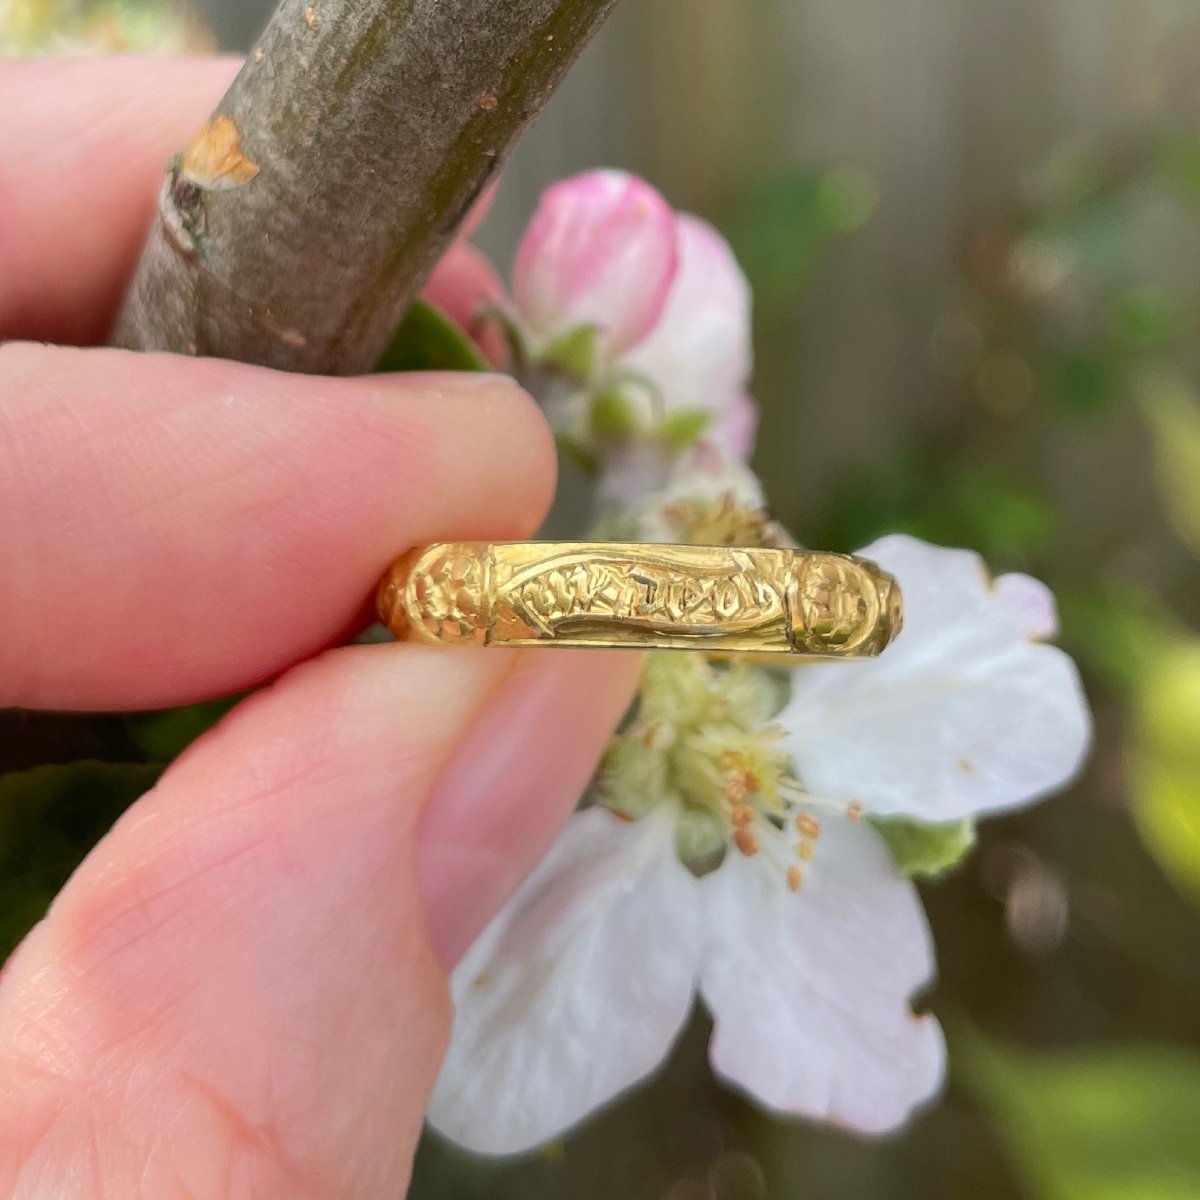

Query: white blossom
left=427, top=534, right=1091, bottom=1155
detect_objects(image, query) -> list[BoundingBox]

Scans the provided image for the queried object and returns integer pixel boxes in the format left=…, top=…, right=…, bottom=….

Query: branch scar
left=180, top=116, right=260, bottom=192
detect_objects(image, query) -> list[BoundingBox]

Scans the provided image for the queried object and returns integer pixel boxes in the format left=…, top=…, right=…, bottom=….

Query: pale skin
left=0, top=56, right=640, bottom=1197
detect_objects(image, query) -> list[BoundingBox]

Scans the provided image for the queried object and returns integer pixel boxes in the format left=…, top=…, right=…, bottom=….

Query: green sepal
left=589, top=387, right=640, bottom=440
left=872, top=814, right=977, bottom=879
left=540, top=325, right=602, bottom=382
left=0, top=761, right=163, bottom=960
left=598, top=738, right=669, bottom=819
left=377, top=299, right=489, bottom=374
left=556, top=432, right=599, bottom=477
left=659, top=407, right=714, bottom=450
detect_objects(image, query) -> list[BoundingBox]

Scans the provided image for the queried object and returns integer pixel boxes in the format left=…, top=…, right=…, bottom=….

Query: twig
left=112, top=0, right=617, bottom=373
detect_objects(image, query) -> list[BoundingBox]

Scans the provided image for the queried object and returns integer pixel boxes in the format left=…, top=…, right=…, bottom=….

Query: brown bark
left=112, top=0, right=617, bottom=374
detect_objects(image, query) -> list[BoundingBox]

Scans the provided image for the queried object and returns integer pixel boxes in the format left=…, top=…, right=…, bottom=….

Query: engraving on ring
left=378, top=543, right=902, bottom=658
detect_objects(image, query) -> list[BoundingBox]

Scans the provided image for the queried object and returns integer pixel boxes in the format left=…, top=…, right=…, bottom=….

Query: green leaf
left=376, top=299, right=489, bottom=374
left=966, top=1036, right=1200, bottom=1200
left=0, top=761, right=162, bottom=960
left=1131, top=640, right=1200, bottom=905
left=872, top=815, right=976, bottom=879
left=126, top=694, right=242, bottom=763
left=1138, top=369, right=1200, bottom=556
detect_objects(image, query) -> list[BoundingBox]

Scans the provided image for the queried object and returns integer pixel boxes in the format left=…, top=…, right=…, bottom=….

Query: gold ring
left=377, top=542, right=902, bottom=658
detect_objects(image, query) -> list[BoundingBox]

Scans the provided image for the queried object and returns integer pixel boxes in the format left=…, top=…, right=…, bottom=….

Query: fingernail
left=417, top=651, right=641, bottom=967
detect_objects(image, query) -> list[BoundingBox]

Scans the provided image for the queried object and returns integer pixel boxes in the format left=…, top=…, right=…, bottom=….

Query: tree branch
left=112, top=0, right=617, bottom=373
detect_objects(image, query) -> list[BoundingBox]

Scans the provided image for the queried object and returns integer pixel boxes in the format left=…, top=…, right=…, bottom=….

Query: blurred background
left=5, top=1, right=1200, bottom=1197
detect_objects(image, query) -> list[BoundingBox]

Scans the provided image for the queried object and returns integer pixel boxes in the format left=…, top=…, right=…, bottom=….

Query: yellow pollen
left=734, top=827, right=759, bottom=856
left=794, top=813, right=821, bottom=839
left=730, top=803, right=755, bottom=828
left=847, top=800, right=863, bottom=822
left=787, top=865, right=803, bottom=892
left=794, top=838, right=815, bottom=860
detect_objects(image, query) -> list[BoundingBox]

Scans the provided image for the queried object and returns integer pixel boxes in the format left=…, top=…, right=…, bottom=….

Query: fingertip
left=0, top=642, right=521, bottom=1192
left=384, top=368, right=557, bottom=534
left=0, top=347, right=555, bottom=708
left=419, top=650, right=643, bottom=965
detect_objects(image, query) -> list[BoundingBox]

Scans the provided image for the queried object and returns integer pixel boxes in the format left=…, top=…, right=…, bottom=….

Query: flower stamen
left=794, top=812, right=821, bottom=840
left=734, top=826, right=760, bottom=856
left=730, top=803, right=755, bottom=828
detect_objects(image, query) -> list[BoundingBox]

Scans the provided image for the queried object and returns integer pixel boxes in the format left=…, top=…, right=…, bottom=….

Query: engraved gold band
left=377, top=542, right=902, bottom=659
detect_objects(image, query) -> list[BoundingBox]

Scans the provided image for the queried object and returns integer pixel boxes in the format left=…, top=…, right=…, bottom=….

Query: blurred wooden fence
left=203, top=0, right=1200, bottom=533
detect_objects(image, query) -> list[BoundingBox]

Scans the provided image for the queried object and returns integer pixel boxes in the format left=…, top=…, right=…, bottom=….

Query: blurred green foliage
left=1132, top=641, right=1200, bottom=907
left=125, top=695, right=241, bottom=762
left=729, top=167, right=877, bottom=308
left=1140, top=370, right=1200, bottom=558
left=818, top=456, right=1057, bottom=567
left=0, top=0, right=209, bottom=52
left=0, top=762, right=162, bottom=959
left=1055, top=585, right=1166, bottom=696
left=970, top=1039, right=1200, bottom=1200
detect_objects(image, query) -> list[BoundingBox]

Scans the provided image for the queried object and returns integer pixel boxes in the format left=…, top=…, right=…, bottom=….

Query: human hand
left=0, top=56, right=639, bottom=1197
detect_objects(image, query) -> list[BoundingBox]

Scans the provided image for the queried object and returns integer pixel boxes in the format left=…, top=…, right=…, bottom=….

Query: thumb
left=0, top=642, right=638, bottom=1198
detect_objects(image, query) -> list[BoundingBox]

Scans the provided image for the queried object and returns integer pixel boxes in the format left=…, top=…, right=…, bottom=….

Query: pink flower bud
left=623, top=214, right=756, bottom=459
left=513, top=170, right=679, bottom=356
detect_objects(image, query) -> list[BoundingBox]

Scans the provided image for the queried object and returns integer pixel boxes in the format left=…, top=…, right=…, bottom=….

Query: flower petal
left=623, top=214, right=755, bottom=447
left=780, top=534, right=1092, bottom=822
left=513, top=170, right=679, bottom=356
left=712, top=391, right=760, bottom=460
left=426, top=807, right=702, bottom=1156
left=698, top=817, right=945, bottom=1134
